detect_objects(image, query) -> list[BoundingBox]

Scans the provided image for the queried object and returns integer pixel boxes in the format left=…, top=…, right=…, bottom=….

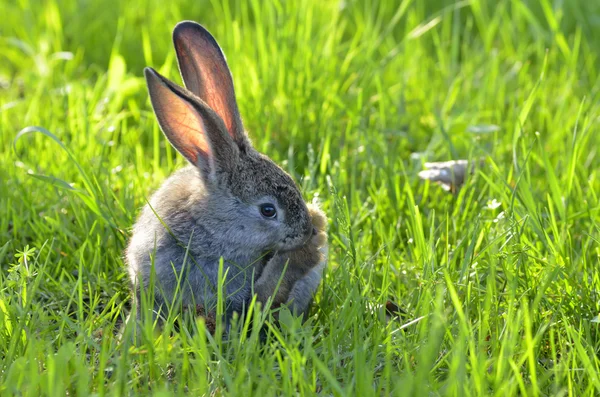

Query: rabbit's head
left=144, top=21, right=313, bottom=254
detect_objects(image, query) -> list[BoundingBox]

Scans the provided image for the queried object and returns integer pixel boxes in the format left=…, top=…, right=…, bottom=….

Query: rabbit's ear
left=172, top=21, right=249, bottom=150
left=144, top=67, right=238, bottom=181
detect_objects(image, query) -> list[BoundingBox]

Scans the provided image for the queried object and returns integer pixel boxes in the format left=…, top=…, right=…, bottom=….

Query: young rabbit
left=126, top=21, right=327, bottom=327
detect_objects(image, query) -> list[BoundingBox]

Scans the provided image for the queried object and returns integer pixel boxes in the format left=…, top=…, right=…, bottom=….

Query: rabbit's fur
left=126, top=21, right=327, bottom=326
left=254, top=204, right=327, bottom=317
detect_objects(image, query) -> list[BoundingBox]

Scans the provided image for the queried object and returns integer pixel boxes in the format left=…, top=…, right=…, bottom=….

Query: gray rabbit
left=125, top=21, right=328, bottom=327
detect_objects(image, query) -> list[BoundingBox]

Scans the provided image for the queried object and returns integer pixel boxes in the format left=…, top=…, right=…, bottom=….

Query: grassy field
left=2, top=0, right=600, bottom=395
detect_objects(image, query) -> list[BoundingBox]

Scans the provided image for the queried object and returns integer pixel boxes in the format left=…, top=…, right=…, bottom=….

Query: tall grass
left=1, top=0, right=600, bottom=395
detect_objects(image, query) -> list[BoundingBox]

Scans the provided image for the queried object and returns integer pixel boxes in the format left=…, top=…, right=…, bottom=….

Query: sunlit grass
left=1, top=0, right=600, bottom=395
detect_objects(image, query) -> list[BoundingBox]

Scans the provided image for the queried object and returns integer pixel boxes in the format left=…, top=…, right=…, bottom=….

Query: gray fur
left=126, top=21, right=327, bottom=325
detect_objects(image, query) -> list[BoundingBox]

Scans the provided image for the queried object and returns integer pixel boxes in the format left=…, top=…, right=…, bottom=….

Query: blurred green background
left=1, top=0, right=600, bottom=395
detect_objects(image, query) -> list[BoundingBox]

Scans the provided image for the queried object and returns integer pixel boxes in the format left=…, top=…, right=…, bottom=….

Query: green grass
left=2, top=0, right=600, bottom=395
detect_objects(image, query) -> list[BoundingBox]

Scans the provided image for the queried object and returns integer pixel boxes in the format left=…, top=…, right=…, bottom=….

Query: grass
left=2, top=0, right=600, bottom=395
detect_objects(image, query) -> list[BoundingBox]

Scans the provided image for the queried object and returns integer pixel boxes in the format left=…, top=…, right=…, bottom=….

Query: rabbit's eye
left=259, top=203, right=277, bottom=219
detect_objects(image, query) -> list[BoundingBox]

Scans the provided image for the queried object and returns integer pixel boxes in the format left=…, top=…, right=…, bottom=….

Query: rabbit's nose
left=312, top=227, right=318, bottom=236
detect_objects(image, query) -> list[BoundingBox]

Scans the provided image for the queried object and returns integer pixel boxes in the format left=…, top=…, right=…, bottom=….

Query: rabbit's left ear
left=173, top=21, right=249, bottom=150
left=144, top=67, right=239, bottom=183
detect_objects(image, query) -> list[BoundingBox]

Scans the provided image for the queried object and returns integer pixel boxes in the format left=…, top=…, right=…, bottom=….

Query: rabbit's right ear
left=172, top=21, right=249, bottom=151
left=144, top=67, right=238, bottom=182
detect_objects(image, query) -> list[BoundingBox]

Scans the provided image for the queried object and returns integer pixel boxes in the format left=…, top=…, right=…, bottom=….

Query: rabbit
left=125, top=21, right=328, bottom=328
